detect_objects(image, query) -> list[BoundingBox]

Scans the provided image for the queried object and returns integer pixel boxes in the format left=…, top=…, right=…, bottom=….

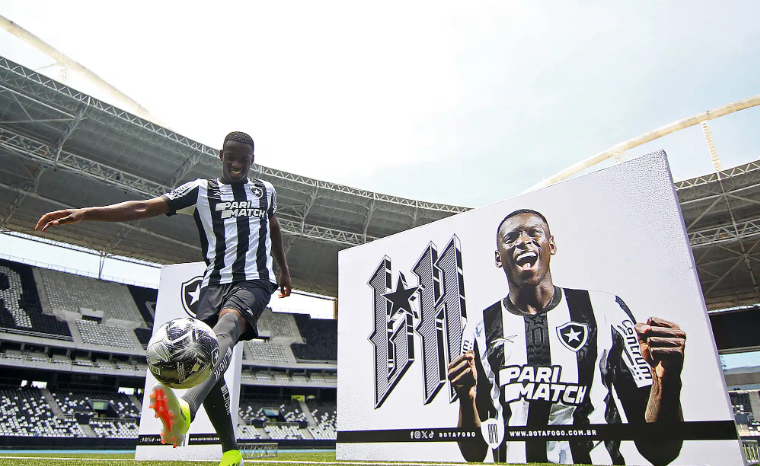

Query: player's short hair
left=223, top=131, right=254, bottom=151
left=496, top=209, right=551, bottom=242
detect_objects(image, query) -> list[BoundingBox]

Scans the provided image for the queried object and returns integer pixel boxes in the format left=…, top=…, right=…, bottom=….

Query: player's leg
left=149, top=284, right=228, bottom=447
left=204, top=378, right=243, bottom=465
left=182, top=309, right=245, bottom=419
left=149, top=308, right=244, bottom=448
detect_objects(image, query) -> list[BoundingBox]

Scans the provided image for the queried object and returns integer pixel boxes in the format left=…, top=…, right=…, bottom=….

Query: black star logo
left=383, top=273, right=420, bottom=317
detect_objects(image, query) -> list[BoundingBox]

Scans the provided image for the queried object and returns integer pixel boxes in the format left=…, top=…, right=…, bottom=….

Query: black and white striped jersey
left=161, top=178, right=278, bottom=288
left=466, top=287, right=653, bottom=465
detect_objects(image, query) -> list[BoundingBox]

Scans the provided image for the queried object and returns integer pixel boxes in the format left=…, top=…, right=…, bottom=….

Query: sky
left=0, top=1, right=759, bottom=322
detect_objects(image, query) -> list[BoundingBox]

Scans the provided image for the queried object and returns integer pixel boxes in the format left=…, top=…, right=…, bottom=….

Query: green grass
left=0, top=451, right=563, bottom=465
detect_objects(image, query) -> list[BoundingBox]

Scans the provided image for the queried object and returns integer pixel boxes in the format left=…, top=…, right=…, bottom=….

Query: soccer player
left=448, top=209, right=685, bottom=465
left=35, top=131, right=291, bottom=466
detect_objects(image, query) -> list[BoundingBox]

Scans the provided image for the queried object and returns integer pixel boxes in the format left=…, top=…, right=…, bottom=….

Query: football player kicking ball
left=36, top=131, right=291, bottom=466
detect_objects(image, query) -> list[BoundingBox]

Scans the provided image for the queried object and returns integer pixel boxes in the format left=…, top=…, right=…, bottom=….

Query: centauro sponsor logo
left=499, top=365, right=588, bottom=405
left=614, top=320, right=653, bottom=388
left=215, top=201, right=265, bottom=219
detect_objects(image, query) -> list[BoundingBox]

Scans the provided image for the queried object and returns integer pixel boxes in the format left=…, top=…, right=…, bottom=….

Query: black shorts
left=196, top=279, right=277, bottom=341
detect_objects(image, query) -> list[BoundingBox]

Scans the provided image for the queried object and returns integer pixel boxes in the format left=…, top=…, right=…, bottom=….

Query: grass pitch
left=0, top=451, right=566, bottom=466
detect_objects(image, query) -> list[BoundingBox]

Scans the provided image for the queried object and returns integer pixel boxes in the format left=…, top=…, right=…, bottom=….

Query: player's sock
left=219, top=449, right=244, bottom=466
left=182, top=312, right=242, bottom=420
left=204, top=378, right=239, bottom=453
left=149, top=383, right=191, bottom=448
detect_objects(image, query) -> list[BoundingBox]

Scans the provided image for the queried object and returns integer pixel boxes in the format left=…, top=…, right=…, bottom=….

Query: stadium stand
left=53, top=390, right=140, bottom=420
left=134, top=328, right=153, bottom=349
left=264, top=423, right=304, bottom=440
left=127, top=285, right=158, bottom=326
left=239, top=398, right=305, bottom=424
left=0, top=387, right=83, bottom=437
left=730, top=390, right=760, bottom=436
left=307, top=400, right=337, bottom=440
left=292, top=315, right=337, bottom=361
left=38, top=268, right=145, bottom=324
left=247, top=341, right=290, bottom=364
left=236, top=424, right=264, bottom=439
left=76, top=320, right=136, bottom=348
left=89, top=419, right=139, bottom=439
left=257, top=309, right=296, bottom=338
left=0, top=259, right=72, bottom=340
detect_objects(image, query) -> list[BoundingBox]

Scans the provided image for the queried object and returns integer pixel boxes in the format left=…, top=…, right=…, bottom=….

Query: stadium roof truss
left=0, top=54, right=758, bottom=307
left=0, top=55, right=466, bottom=297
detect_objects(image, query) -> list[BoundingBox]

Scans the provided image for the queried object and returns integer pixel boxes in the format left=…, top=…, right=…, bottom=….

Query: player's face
left=220, top=140, right=253, bottom=183
left=495, top=213, right=556, bottom=288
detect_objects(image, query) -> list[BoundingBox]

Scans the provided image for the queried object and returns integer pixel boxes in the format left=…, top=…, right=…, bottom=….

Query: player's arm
left=635, top=317, right=685, bottom=425
left=448, top=352, right=488, bottom=462
left=268, top=214, right=291, bottom=298
left=35, top=197, right=170, bottom=232
left=612, top=300, right=684, bottom=465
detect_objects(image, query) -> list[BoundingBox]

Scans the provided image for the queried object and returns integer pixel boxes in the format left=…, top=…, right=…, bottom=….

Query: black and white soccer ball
left=146, top=317, right=220, bottom=389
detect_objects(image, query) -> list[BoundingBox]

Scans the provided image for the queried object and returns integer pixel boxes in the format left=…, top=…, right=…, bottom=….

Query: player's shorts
left=196, top=279, right=278, bottom=341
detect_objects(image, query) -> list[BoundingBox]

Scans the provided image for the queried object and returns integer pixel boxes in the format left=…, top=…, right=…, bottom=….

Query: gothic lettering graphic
left=369, top=236, right=467, bottom=408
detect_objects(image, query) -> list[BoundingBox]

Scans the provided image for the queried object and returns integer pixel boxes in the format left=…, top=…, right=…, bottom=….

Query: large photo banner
left=337, top=152, right=744, bottom=465
left=136, top=262, right=244, bottom=462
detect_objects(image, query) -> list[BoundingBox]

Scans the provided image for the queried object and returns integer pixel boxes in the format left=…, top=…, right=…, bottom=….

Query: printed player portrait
left=448, top=209, right=686, bottom=465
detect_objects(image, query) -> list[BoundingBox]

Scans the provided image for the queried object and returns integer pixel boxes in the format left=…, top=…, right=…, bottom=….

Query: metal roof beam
left=675, top=160, right=760, bottom=191
left=0, top=55, right=471, bottom=216
left=680, top=181, right=760, bottom=207
left=279, top=218, right=375, bottom=247
left=166, top=151, right=206, bottom=189
left=0, top=179, right=200, bottom=254
left=689, top=215, right=760, bottom=247
left=0, top=126, right=166, bottom=197
left=300, top=190, right=319, bottom=232
left=0, top=163, right=46, bottom=229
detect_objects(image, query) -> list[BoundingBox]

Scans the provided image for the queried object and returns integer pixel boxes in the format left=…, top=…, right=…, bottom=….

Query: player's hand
left=278, top=270, right=292, bottom=298
left=635, top=317, right=686, bottom=381
left=35, top=209, right=86, bottom=232
left=448, top=352, right=477, bottom=401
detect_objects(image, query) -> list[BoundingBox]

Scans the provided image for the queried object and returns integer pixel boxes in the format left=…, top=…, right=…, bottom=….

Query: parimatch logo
left=368, top=235, right=467, bottom=409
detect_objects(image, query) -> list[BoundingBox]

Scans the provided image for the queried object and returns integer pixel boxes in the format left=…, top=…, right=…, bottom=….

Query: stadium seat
left=38, top=267, right=145, bottom=323
left=76, top=320, right=136, bottom=348
left=0, top=387, right=84, bottom=437
left=291, top=314, right=337, bottom=362
left=0, top=260, right=72, bottom=340
left=246, top=341, right=290, bottom=363
left=306, top=399, right=337, bottom=440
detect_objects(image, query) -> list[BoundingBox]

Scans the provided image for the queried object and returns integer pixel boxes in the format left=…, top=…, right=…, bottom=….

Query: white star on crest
left=564, top=328, right=582, bottom=343
left=188, top=283, right=201, bottom=305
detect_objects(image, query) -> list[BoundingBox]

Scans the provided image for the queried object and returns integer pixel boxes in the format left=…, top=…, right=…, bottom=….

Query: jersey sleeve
left=161, top=179, right=201, bottom=216
left=607, top=296, right=653, bottom=424
left=268, top=184, right=277, bottom=219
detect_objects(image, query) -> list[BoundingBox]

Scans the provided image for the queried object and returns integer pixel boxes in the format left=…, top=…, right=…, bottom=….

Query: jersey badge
left=556, top=321, right=588, bottom=352
left=250, top=186, right=264, bottom=199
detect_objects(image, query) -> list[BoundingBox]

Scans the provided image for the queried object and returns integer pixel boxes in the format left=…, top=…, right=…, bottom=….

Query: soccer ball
left=146, top=317, right=220, bottom=389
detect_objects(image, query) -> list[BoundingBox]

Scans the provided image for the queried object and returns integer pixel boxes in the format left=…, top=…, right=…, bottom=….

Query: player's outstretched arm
left=268, top=214, right=291, bottom=298
left=448, top=352, right=488, bottom=463
left=35, top=197, right=170, bottom=232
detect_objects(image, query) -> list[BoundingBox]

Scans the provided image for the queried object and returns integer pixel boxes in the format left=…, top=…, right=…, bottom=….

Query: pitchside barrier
left=135, top=261, right=244, bottom=462
left=337, top=152, right=747, bottom=465
left=240, top=442, right=278, bottom=459
left=745, top=440, right=760, bottom=466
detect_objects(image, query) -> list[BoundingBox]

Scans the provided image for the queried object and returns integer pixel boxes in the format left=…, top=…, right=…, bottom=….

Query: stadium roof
left=0, top=55, right=466, bottom=297
left=0, top=54, right=758, bottom=307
